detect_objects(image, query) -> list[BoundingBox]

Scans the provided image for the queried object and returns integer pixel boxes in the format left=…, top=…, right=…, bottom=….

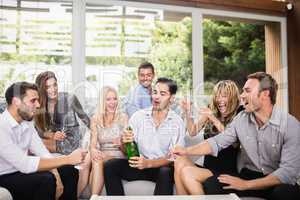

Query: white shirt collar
left=144, top=106, right=176, bottom=121
left=3, top=109, right=30, bottom=130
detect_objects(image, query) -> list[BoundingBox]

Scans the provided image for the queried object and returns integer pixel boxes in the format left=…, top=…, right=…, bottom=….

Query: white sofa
left=0, top=100, right=265, bottom=200
left=79, top=132, right=265, bottom=200
left=0, top=187, right=12, bottom=200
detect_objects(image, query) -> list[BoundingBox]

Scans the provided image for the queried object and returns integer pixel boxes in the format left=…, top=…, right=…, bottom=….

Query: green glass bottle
left=125, top=126, right=140, bottom=159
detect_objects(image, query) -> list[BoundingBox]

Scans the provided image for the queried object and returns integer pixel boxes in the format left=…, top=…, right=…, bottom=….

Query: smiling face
left=240, top=78, right=262, bottom=113
left=16, top=89, right=40, bottom=121
left=210, top=80, right=240, bottom=120
left=45, top=77, right=58, bottom=100
left=138, top=68, right=154, bottom=89
left=152, top=82, right=173, bottom=111
left=215, top=91, right=229, bottom=117
left=105, top=90, right=118, bottom=114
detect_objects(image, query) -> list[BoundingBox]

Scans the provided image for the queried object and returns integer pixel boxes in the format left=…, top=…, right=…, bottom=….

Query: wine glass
left=166, top=133, right=180, bottom=161
left=74, top=139, right=89, bottom=170
left=59, top=116, right=67, bottom=146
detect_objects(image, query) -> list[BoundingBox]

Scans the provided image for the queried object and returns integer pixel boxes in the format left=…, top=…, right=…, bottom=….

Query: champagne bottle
left=125, top=126, right=139, bottom=159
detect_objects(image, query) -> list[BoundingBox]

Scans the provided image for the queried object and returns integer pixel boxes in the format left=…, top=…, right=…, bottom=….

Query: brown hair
left=5, top=82, right=38, bottom=105
left=34, top=71, right=57, bottom=132
left=247, top=72, right=278, bottom=105
left=138, top=62, right=154, bottom=74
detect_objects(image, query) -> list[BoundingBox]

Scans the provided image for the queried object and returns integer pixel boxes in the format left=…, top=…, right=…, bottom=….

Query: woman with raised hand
left=78, top=86, right=127, bottom=196
left=34, top=71, right=90, bottom=155
left=174, top=80, right=241, bottom=195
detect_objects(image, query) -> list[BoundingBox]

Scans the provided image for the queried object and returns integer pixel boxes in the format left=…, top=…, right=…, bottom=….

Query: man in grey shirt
left=173, top=72, right=300, bottom=200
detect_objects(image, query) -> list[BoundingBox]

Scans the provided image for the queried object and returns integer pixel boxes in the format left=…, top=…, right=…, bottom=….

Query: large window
left=0, top=0, right=288, bottom=110
left=0, top=0, right=72, bottom=95
left=84, top=2, right=192, bottom=102
left=202, top=19, right=265, bottom=93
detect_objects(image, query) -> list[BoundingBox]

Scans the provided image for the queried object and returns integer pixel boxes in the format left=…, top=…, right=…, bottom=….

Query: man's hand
left=67, top=148, right=87, bottom=165
left=218, top=174, right=250, bottom=191
left=52, top=131, right=66, bottom=141
left=51, top=169, right=63, bottom=200
left=128, top=156, right=149, bottom=170
left=122, top=130, right=134, bottom=144
left=171, top=145, right=188, bottom=157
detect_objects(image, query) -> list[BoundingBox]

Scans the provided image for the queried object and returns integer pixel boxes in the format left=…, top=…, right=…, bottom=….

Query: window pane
left=203, top=19, right=265, bottom=94
left=85, top=3, right=192, bottom=104
left=0, top=0, right=72, bottom=96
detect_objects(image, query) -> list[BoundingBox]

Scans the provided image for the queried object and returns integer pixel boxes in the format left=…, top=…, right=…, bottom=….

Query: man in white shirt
left=104, top=77, right=186, bottom=195
left=0, top=82, right=86, bottom=200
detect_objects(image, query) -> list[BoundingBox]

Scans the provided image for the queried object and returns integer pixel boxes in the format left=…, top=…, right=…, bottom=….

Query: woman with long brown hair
left=34, top=71, right=90, bottom=155
left=174, top=80, right=241, bottom=195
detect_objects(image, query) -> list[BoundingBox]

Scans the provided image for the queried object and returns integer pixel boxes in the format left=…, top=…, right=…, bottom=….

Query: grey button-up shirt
left=207, top=107, right=300, bottom=185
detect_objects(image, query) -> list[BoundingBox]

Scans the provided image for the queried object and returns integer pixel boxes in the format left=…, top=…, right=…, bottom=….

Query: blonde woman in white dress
left=78, top=86, right=128, bottom=196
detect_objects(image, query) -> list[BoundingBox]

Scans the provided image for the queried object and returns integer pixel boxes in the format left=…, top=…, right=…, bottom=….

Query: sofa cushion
left=124, top=180, right=156, bottom=195
left=0, top=187, right=12, bottom=200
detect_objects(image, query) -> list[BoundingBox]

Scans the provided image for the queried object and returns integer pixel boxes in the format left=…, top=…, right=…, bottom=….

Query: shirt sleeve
left=29, top=125, right=53, bottom=159
left=176, top=117, right=186, bottom=147
left=0, top=128, right=40, bottom=174
left=271, top=117, right=300, bottom=184
left=206, top=119, right=238, bottom=157
left=71, top=94, right=91, bottom=128
left=128, top=111, right=140, bottom=142
left=125, top=87, right=142, bottom=118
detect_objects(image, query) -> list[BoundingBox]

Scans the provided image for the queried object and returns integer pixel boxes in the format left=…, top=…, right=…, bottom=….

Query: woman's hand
left=52, top=131, right=66, bottom=141
left=199, top=107, right=224, bottom=132
left=180, top=98, right=192, bottom=114
left=198, top=107, right=213, bottom=120
left=90, top=148, right=103, bottom=162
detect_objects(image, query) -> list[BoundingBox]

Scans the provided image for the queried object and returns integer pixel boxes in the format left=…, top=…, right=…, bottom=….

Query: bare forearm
left=147, top=158, right=171, bottom=168
left=208, top=115, right=224, bottom=132
left=246, top=175, right=281, bottom=190
left=185, top=112, right=197, bottom=136
left=38, top=156, right=70, bottom=171
left=51, top=168, right=62, bottom=184
left=43, top=131, right=53, bottom=139
left=185, top=113, right=206, bottom=136
left=186, top=140, right=213, bottom=156
left=90, top=132, right=98, bottom=151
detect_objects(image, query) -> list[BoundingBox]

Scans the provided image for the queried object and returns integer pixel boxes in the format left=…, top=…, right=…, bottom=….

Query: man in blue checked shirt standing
left=124, top=62, right=155, bottom=118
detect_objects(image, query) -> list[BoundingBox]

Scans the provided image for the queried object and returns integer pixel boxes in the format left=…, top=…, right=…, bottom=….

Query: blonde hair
left=209, top=80, right=240, bottom=125
left=94, top=86, right=121, bottom=127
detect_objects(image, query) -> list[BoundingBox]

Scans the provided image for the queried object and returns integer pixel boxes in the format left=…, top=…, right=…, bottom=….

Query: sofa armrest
left=0, top=187, right=12, bottom=200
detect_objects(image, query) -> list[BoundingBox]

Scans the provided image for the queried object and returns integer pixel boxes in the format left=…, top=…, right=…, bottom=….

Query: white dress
left=96, top=122, right=125, bottom=159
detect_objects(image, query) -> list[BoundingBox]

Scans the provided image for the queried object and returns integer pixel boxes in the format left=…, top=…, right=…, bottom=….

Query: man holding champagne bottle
left=124, top=126, right=140, bottom=159
left=104, top=77, right=186, bottom=195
